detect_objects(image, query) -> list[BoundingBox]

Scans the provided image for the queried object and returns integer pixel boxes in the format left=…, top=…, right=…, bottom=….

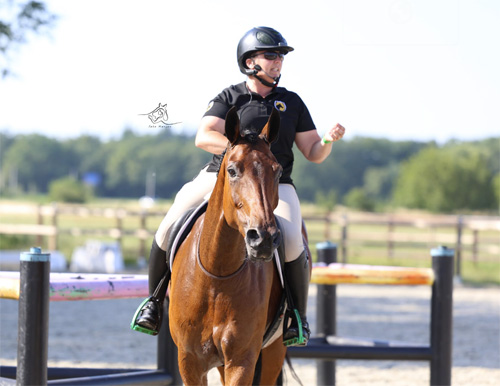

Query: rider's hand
left=322, top=123, right=346, bottom=144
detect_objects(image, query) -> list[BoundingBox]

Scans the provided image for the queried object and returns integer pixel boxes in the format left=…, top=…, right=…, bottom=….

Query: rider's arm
left=295, top=130, right=332, bottom=164
left=195, top=116, right=228, bottom=154
left=295, top=123, right=345, bottom=164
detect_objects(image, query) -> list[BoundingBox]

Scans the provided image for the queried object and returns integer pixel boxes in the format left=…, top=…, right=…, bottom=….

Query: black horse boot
left=283, top=251, right=311, bottom=347
left=131, top=239, right=170, bottom=335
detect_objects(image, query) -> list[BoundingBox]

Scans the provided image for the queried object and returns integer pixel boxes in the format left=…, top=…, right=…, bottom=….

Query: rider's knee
left=284, top=247, right=306, bottom=263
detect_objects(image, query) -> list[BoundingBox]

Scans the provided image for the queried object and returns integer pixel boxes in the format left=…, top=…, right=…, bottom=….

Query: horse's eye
left=227, top=166, right=238, bottom=178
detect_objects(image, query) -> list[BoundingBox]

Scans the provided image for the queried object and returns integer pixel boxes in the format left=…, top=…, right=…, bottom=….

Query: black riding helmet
left=237, top=27, right=294, bottom=76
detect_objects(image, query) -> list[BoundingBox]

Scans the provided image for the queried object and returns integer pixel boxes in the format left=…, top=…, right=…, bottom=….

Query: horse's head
left=221, top=107, right=282, bottom=262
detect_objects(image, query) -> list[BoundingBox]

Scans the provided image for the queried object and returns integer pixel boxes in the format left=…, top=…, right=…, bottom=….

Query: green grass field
left=1, top=198, right=499, bottom=285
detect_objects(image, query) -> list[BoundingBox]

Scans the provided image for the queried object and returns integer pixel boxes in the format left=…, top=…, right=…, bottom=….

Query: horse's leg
left=177, top=349, right=208, bottom=386
left=223, top=350, right=261, bottom=386
left=260, top=338, right=287, bottom=385
left=217, top=366, right=225, bottom=385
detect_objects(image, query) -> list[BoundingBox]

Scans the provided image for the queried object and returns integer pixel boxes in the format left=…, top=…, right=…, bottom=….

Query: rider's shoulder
left=211, top=83, right=247, bottom=101
left=222, top=82, right=247, bottom=95
left=273, top=87, right=306, bottom=105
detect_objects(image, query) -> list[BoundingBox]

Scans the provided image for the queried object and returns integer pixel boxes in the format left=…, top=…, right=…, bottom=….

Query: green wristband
left=322, top=137, right=332, bottom=144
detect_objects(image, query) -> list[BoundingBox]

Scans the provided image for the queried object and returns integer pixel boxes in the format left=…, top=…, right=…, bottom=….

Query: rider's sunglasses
left=253, top=52, right=285, bottom=61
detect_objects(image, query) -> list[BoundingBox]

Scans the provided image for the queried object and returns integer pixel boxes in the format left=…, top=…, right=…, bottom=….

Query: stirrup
left=283, top=309, right=308, bottom=347
left=130, top=297, right=159, bottom=336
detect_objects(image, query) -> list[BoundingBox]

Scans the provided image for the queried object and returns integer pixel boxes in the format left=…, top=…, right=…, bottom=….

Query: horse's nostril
left=246, top=229, right=261, bottom=244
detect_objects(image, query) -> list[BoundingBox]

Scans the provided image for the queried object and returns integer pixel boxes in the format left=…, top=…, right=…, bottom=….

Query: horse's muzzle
left=245, top=228, right=281, bottom=262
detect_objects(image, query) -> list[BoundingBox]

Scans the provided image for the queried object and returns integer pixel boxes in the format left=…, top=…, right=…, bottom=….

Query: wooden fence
left=307, top=211, right=499, bottom=276
left=1, top=203, right=499, bottom=277
left=0, top=203, right=156, bottom=258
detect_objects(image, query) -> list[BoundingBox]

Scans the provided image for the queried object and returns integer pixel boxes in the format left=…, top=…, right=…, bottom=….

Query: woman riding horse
left=133, top=26, right=346, bottom=346
left=169, top=107, right=287, bottom=385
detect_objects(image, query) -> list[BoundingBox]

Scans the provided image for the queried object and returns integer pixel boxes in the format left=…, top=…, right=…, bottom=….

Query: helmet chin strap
left=253, top=64, right=280, bottom=88
left=244, top=64, right=280, bottom=88
left=254, top=73, right=280, bottom=88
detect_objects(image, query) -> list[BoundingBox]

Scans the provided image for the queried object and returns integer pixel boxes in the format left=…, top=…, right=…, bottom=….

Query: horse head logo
left=142, top=103, right=169, bottom=125
left=140, top=102, right=181, bottom=126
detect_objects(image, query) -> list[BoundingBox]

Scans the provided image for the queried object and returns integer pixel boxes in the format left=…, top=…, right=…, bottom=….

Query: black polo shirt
left=203, top=82, right=316, bottom=185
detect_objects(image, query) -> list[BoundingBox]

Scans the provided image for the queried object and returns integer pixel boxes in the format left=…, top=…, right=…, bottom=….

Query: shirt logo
left=274, top=100, right=286, bottom=112
left=206, top=101, right=214, bottom=112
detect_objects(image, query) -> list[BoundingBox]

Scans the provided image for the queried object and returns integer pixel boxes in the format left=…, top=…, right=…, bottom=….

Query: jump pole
left=17, top=247, right=51, bottom=386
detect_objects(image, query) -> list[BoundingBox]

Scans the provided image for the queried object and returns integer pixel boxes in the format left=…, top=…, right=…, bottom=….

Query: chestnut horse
left=169, top=107, right=288, bottom=385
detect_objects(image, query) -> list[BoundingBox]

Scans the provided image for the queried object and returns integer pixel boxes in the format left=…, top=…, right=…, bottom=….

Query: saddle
left=163, top=201, right=299, bottom=349
left=166, top=201, right=208, bottom=269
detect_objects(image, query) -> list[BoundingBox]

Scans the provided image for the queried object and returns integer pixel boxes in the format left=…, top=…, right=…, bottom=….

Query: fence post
left=36, top=204, right=43, bottom=246
left=139, top=210, right=147, bottom=261
left=455, top=215, right=463, bottom=279
left=430, top=246, right=454, bottom=386
left=387, top=216, right=394, bottom=259
left=316, top=241, right=337, bottom=385
left=17, top=247, right=51, bottom=386
left=49, top=204, right=58, bottom=251
left=340, top=215, right=348, bottom=264
left=115, top=209, right=125, bottom=249
left=472, top=229, right=479, bottom=265
left=324, top=211, right=332, bottom=242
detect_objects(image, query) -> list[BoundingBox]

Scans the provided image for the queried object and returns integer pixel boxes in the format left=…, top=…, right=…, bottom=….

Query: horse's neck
left=199, top=170, right=246, bottom=276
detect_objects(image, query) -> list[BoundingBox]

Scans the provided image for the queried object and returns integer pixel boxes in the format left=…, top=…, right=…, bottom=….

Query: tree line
left=1, top=4, right=497, bottom=213
left=0, top=128, right=498, bottom=214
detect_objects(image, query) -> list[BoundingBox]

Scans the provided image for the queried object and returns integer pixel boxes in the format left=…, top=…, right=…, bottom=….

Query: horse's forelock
left=240, top=129, right=261, bottom=144
left=246, top=133, right=259, bottom=143
left=227, top=130, right=268, bottom=155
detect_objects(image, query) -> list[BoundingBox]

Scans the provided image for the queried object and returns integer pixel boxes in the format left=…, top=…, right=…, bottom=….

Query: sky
left=1, top=0, right=499, bottom=144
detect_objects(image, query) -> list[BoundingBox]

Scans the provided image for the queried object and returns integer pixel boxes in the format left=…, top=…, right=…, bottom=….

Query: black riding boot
left=131, top=239, right=170, bottom=335
left=283, top=251, right=311, bottom=347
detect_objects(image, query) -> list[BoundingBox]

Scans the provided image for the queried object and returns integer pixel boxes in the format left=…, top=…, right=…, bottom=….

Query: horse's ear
left=261, top=107, right=280, bottom=144
left=225, top=106, right=240, bottom=145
